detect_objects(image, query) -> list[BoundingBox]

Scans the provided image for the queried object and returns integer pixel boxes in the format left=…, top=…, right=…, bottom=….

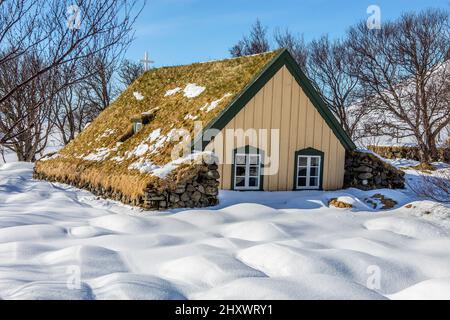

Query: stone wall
left=144, top=163, right=220, bottom=210
left=368, top=145, right=450, bottom=162
left=33, top=162, right=220, bottom=210
left=344, top=151, right=405, bottom=190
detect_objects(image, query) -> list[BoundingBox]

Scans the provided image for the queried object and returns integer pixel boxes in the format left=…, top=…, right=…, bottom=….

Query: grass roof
left=36, top=50, right=281, bottom=199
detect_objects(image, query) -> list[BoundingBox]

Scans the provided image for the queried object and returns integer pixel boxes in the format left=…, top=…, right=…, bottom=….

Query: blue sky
left=128, top=0, right=449, bottom=67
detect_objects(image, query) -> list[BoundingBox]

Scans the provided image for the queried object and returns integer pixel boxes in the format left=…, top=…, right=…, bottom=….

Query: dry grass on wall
left=35, top=158, right=212, bottom=205
left=35, top=159, right=151, bottom=199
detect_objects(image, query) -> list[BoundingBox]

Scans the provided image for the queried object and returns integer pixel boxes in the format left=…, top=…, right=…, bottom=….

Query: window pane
left=249, top=155, right=259, bottom=165
left=249, top=167, right=259, bottom=177
left=236, top=155, right=246, bottom=165
left=311, top=157, right=320, bottom=166
left=298, top=168, right=307, bottom=177
left=298, top=156, right=308, bottom=166
left=235, top=177, right=245, bottom=187
left=134, top=122, right=143, bottom=133
left=310, top=177, right=318, bottom=187
left=236, top=166, right=246, bottom=176
left=310, top=167, right=319, bottom=177
left=249, top=178, right=258, bottom=187
left=298, top=177, right=307, bottom=187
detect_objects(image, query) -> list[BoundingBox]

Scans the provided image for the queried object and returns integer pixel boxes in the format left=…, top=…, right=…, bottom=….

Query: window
left=133, top=121, right=143, bottom=134
left=296, top=155, right=321, bottom=189
left=234, top=153, right=261, bottom=190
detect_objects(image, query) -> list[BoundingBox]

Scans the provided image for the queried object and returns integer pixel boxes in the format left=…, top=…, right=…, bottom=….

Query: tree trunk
left=16, top=150, right=25, bottom=162
left=426, top=135, right=439, bottom=162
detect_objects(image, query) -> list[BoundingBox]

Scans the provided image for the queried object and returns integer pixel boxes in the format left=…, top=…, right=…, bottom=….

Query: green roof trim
left=195, top=49, right=356, bottom=151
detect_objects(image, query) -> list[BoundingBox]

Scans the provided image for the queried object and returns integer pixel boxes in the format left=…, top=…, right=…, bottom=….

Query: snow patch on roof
left=128, top=151, right=217, bottom=179
left=184, top=114, right=198, bottom=121
left=83, top=148, right=111, bottom=161
left=111, top=156, right=125, bottom=163
left=200, top=93, right=233, bottom=112
left=137, top=144, right=150, bottom=156
left=167, top=128, right=181, bottom=140
left=142, top=107, right=160, bottom=116
left=149, top=136, right=168, bottom=154
left=97, top=129, right=116, bottom=140
left=133, top=91, right=144, bottom=101
left=165, top=87, right=182, bottom=97
left=183, top=84, right=205, bottom=98
left=148, top=128, right=162, bottom=143
left=127, top=129, right=171, bottom=159
left=128, top=159, right=158, bottom=174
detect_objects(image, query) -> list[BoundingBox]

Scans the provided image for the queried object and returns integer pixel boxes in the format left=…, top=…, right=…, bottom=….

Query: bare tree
left=52, top=73, right=93, bottom=145
left=274, top=28, right=308, bottom=69
left=0, top=0, right=39, bottom=69
left=308, top=35, right=367, bottom=139
left=348, top=9, right=450, bottom=162
left=118, top=59, right=144, bottom=87
left=82, top=53, right=119, bottom=115
left=0, top=52, right=56, bottom=161
left=51, top=51, right=121, bottom=146
left=53, top=90, right=87, bottom=146
left=0, top=0, right=144, bottom=147
left=230, top=19, right=271, bottom=57
left=0, top=144, right=6, bottom=163
left=230, top=21, right=308, bottom=67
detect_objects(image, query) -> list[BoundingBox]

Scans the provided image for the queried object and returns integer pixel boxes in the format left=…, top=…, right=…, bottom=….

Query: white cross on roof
left=141, top=51, right=154, bottom=71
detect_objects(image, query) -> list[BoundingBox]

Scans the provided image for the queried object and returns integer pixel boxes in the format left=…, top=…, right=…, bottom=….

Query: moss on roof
left=35, top=50, right=281, bottom=199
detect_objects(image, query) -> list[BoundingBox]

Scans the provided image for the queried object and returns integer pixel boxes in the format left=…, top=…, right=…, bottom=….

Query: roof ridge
left=146, top=49, right=284, bottom=71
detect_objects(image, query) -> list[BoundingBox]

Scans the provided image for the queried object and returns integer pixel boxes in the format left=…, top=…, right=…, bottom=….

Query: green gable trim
left=293, top=147, right=325, bottom=191
left=193, top=48, right=356, bottom=152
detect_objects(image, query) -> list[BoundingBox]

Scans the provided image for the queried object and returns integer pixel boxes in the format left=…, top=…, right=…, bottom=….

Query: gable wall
left=206, top=66, right=346, bottom=191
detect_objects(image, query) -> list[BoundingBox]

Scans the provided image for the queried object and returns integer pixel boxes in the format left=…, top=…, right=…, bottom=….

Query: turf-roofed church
left=35, top=49, right=357, bottom=209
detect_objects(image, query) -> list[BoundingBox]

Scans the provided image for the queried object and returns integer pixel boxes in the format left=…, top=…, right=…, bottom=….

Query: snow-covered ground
left=1, top=134, right=61, bottom=164
left=0, top=161, right=449, bottom=300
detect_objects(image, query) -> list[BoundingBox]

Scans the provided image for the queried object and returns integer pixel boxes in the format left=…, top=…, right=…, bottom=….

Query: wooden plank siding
left=206, top=66, right=346, bottom=191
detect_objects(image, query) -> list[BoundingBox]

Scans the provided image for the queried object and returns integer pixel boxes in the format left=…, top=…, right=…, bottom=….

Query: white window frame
left=133, top=121, right=143, bottom=133
left=234, top=153, right=261, bottom=190
left=296, top=155, right=321, bottom=190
